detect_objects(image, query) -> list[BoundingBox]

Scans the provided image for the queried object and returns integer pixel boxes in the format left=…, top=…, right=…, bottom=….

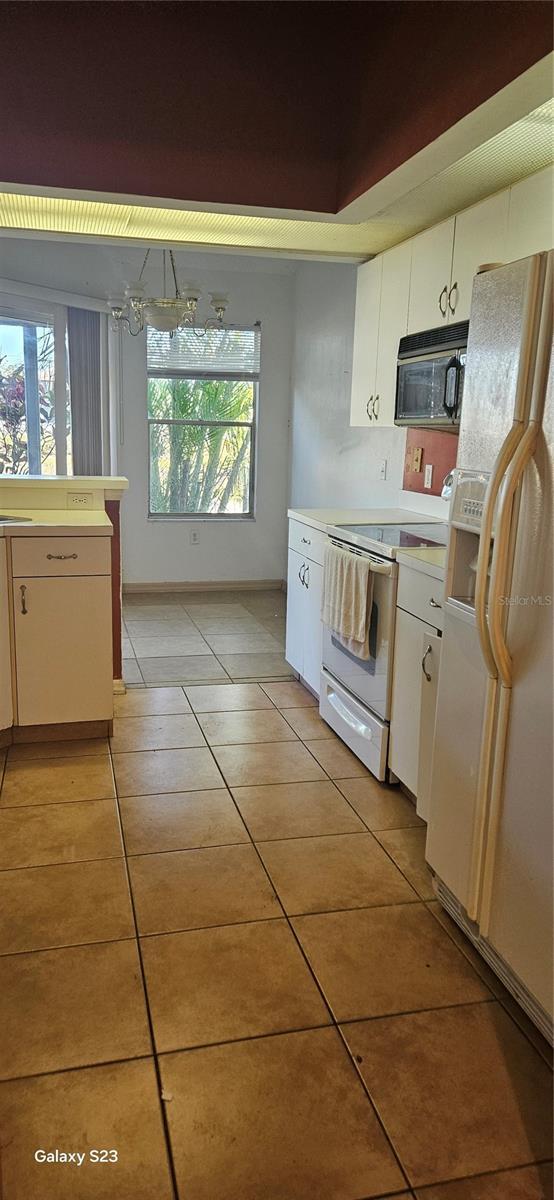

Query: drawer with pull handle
left=397, top=563, right=444, bottom=631
left=288, top=519, right=327, bottom=566
left=11, top=536, right=111, bottom=578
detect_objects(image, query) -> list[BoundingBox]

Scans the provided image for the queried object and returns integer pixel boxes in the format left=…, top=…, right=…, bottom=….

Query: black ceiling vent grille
left=398, top=320, right=469, bottom=359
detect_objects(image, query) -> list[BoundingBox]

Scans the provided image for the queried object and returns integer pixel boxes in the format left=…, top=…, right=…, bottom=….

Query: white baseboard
left=123, top=579, right=286, bottom=594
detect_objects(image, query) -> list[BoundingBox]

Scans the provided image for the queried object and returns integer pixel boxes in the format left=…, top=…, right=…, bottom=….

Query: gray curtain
left=67, top=307, right=103, bottom=474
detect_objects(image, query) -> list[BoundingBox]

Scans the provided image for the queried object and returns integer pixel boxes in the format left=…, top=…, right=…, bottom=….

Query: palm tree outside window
left=147, top=324, right=260, bottom=518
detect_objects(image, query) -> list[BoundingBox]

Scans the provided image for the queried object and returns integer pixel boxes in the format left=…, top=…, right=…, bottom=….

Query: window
left=147, top=324, right=260, bottom=517
left=0, top=299, right=72, bottom=476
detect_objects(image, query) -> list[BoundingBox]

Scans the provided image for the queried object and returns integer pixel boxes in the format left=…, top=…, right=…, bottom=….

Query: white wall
left=114, top=262, right=294, bottom=585
left=0, top=239, right=295, bottom=584
left=289, top=261, right=407, bottom=508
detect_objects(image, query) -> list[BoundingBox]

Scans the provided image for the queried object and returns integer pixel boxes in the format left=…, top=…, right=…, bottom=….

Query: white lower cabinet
left=389, top=565, right=443, bottom=812
left=285, top=547, right=306, bottom=679
left=13, top=574, right=113, bottom=726
left=301, top=557, right=323, bottom=693
left=285, top=526, right=323, bottom=697
left=0, top=542, right=13, bottom=732
left=417, top=630, right=442, bottom=821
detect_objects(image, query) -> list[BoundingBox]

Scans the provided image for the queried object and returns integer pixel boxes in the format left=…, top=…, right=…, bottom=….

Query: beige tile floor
left=122, top=588, right=292, bottom=687
left=0, top=590, right=552, bottom=1198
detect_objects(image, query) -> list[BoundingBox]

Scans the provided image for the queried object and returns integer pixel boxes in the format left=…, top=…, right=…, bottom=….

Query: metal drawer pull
left=373, top=394, right=380, bottom=419
left=438, top=285, right=448, bottom=316
left=448, top=281, right=458, bottom=313
left=422, top=644, right=432, bottom=681
left=366, top=395, right=374, bottom=420
left=301, top=536, right=311, bottom=545
left=304, top=564, right=310, bottom=589
left=429, top=597, right=442, bottom=609
left=46, top=553, right=78, bottom=561
left=20, top=584, right=27, bottom=615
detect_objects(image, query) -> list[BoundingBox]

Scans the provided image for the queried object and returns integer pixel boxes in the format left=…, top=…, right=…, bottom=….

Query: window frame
left=0, top=295, right=70, bottom=476
left=146, top=327, right=259, bottom=521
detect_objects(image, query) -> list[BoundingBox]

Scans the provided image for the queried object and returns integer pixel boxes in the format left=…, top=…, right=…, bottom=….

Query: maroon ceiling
left=0, top=1, right=551, bottom=215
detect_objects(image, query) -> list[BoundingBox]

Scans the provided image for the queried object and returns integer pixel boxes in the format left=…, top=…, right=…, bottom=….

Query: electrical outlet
left=379, top=459, right=387, bottom=480
left=413, top=447, right=423, bottom=472
left=67, top=492, right=94, bottom=508
left=190, top=530, right=200, bottom=545
left=424, top=463, right=434, bottom=489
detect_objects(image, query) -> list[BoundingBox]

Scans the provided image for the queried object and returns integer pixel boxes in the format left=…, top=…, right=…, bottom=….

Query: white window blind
left=147, top=325, right=261, bottom=380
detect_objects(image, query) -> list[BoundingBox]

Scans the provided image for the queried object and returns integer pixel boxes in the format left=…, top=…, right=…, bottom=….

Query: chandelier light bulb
left=209, top=292, right=229, bottom=321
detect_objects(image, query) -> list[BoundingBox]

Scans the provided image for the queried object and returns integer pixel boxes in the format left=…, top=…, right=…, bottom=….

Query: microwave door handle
left=442, top=356, right=459, bottom=419
left=454, top=355, right=465, bottom=420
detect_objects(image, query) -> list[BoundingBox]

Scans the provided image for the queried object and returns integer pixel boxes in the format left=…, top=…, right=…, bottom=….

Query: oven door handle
left=325, top=689, right=374, bottom=742
left=328, top=541, right=394, bottom=575
left=368, top=560, right=394, bottom=576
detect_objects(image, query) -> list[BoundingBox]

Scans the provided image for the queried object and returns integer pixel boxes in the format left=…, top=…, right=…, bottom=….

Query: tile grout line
left=2, top=624, right=550, bottom=1189
left=106, top=742, right=181, bottom=1200
left=423, top=901, right=554, bottom=1068
left=199, top=726, right=413, bottom=1193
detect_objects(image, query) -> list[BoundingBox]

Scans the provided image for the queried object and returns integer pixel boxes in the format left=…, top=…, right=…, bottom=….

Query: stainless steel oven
left=395, top=320, right=469, bottom=429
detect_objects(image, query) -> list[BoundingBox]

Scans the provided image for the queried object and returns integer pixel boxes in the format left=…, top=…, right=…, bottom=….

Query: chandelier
left=109, top=248, right=229, bottom=336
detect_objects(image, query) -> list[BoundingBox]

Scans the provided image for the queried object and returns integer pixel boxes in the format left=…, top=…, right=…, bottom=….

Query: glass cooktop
left=333, top=522, right=448, bottom=558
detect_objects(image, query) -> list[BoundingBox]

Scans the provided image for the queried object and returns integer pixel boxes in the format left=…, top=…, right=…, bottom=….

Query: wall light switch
left=413, top=447, right=423, bottom=472
left=190, top=530, right=200, bottom=545
left=424, top=463, right=433, bottom=489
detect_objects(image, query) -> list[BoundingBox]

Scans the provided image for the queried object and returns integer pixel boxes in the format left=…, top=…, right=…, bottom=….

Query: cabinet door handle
left=421, top=644, right=432, bottom=681
left=429, top=596, right=442, bottom=609
left=366, top=395, right=374, bottom=420
left=448, top=281, right=458, bottom=313
left=46, top=553, right=78, bottom=561
left=20, top=584, right=28, bottom=615
left=373, top=394, right=380, bottom=420
left=438, top=285, right=448, bottom=316
left=304, top=564, right=310, bottom=589
left=298, top=565, right=304, bottom=584
left=301, top=536, right=311, bottom=545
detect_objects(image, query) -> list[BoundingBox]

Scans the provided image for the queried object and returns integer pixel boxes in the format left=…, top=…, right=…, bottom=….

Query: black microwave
left=394, top=320, right=469, bottom=429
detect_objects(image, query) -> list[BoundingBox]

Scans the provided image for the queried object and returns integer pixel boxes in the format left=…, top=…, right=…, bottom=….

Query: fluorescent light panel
left=0, top=103, right=551, bottom=258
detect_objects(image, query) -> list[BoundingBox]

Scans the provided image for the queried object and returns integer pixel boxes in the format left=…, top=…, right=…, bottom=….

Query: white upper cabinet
left=449, top=191, right=510, bottom=322
left=506, top=166, right=554, bottom=261
left=407, top=218, right=455, bottom=334
left=349, top=256, right=382, bottom=426
left=350, top=170, right=553, bottom=430
left=373, top=241, right=412, bottom=426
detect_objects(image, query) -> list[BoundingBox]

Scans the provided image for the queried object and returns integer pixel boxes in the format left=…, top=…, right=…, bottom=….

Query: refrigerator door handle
left=475, top=423, right=523, bottom=680
left=469, top=418, right=531, bottom=920
left=487, top=252, right=553, bottom=690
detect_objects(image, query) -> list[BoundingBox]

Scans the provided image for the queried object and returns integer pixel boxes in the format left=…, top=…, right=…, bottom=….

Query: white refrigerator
left=426, top=250, right=553, bottom=1040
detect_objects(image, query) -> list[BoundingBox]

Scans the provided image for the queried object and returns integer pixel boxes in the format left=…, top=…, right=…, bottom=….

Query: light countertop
left=288, top=507, right=443, bottom=534
left=396, top=545, right=447, bottom=580
left=0, top=475, right=128, bottom=493
left=0, top=509, right=113, bottom=537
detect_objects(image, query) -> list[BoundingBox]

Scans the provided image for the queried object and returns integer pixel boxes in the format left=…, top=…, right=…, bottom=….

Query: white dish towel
left=321, top=543, right=374, bottom=661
